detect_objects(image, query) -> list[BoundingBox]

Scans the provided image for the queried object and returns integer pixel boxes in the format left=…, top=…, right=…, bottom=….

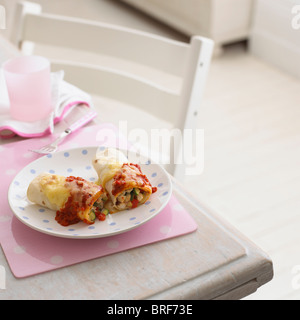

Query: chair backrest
left=12, top=1, right=214, bottom=178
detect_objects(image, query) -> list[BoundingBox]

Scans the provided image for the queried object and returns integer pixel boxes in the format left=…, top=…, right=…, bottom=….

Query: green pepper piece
left=133, top=188, right=140, bottom=195
left=101, top=208, right=109, bottom=215
left=130, top=190, right=135, bottom=201
left=89, top=209, right=96, bottom=222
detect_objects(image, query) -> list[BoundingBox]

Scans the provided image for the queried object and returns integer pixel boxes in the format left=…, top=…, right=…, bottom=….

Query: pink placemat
left=0, top=123, right=197, bottom=278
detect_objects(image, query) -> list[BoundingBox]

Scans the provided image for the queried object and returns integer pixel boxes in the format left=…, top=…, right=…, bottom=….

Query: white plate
left=8, top=146, right=172, bottom=239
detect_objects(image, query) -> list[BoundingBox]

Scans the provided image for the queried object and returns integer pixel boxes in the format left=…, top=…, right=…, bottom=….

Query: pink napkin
left=0, top=124, right=197, bottom=278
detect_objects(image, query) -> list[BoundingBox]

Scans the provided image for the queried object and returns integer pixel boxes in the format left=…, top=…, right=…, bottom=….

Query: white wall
left=250, top=0, right=300, bottom=79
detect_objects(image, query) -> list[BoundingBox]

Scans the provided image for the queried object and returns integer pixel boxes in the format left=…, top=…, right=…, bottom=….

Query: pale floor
left=189, top=45, right=300, bottom=300
left=7, top=0, right=300, bottom=300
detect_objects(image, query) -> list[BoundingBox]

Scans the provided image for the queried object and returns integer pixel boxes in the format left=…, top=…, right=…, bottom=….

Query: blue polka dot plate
left=8, top=146, right=172, bottom=239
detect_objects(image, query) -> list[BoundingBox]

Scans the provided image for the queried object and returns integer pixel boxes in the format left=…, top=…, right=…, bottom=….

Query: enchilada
left=27, top=173, right=108, bottom=226
left=92, top=148, right=157, bottom=212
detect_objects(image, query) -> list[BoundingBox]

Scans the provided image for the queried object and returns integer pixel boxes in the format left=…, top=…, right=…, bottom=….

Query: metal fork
left=29, top=110, right=97, bottom=154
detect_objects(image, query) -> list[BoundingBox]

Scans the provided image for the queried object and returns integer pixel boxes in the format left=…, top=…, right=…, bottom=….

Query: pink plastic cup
left=3, top=55, right=52, bottom=122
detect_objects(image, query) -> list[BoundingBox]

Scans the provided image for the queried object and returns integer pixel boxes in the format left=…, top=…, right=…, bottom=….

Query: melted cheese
left=96, top=161, right=122, bottom=188
left=92, top=148, right=128, bottom=188
left=40, top=174, right=70, bottom=209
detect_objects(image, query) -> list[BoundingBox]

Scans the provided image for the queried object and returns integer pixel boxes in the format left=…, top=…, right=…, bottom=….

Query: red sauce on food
left=55, top=176, right=101, bottom=227
left=112, top=163, right=157, bottom=196
left=55, top=195, right=81, bottom=226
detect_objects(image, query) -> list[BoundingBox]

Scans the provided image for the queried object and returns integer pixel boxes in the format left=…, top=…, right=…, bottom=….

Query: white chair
left=11, top=1, right=214, bottom=180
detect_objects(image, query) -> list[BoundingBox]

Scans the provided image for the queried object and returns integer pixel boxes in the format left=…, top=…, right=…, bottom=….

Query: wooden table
left=0, top=173, right=273, bottom=300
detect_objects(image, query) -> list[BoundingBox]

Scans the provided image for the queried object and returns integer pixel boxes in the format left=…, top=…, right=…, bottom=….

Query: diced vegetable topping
left=131, top=199, right=139, bottom=209
left=133, top=188, right=140, bottom=195
left=101, top=208, right=109, bottom=215
left=98, top=213, right=106, bottom=221
left=89, top=209, right=96, bottom=222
